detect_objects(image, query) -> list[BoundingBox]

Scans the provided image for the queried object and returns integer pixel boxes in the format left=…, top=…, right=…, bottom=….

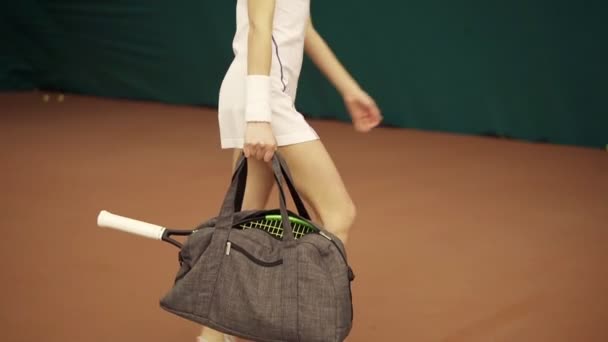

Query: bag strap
left=216, top=155, right=249, bottom=227
left=273, top=153, right=310, bottom=219
left=216, top=152, right=310, bottom=232
left=232, top=153, right=310, bottom=220
left=269, top=155, right=298, bottom=242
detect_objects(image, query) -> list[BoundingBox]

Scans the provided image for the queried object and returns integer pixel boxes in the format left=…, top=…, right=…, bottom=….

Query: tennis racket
left=97, top=210, right=321, bottom=249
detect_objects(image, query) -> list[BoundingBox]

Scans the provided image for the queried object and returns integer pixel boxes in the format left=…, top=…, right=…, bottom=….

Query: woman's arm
left=247, top=0, right=275, bottom=76
left=304, top=16, right=360, bottom=96
left=304, top=16, right=383, bottom=132
left=244, top=0, right=278, bottom=162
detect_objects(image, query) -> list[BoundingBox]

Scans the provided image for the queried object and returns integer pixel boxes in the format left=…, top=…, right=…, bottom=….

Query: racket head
left=233, top=210, right=319, bottom=240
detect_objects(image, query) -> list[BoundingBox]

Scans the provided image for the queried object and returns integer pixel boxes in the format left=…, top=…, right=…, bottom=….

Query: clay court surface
left=1, top=91, right=607, bottom=342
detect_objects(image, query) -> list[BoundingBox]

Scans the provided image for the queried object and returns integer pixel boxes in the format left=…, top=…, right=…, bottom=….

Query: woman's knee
left=319, top=198, right=357, bottom=236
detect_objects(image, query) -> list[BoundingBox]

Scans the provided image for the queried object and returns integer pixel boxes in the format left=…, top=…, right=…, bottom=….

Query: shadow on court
left=1, top=91, right=607, bottom=342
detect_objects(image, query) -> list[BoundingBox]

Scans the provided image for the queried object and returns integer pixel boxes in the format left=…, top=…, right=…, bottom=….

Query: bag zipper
left=319, top=231, right=355, bottom=322
left=319, top=232, right=354, bottom=280
left=225, top=241, right=283, bottom=267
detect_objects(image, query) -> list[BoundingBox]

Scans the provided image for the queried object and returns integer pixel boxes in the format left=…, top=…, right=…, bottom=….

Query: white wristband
left=245, top=75, right=272, bottom=122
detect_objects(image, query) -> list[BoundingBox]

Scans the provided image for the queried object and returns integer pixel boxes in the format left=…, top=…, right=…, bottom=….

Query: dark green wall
left=1, top=0, right=234, bottom=103
left=2, top=0, right=606, bottom=148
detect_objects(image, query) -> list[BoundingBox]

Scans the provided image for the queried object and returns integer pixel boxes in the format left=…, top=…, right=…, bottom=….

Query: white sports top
left=231, top=0, right=310, bottom=100
left=217, top=0, right=319, bottom=149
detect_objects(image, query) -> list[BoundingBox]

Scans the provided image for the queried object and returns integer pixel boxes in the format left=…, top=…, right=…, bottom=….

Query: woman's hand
left=303, top=18, right=382, bottom=132
left=244, top=122, right=277, bottom=162
left=343, top=88, right=383, bottom=132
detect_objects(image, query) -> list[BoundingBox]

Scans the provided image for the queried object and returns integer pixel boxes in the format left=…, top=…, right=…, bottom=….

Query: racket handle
left=97, top=210, right=166, bottom=240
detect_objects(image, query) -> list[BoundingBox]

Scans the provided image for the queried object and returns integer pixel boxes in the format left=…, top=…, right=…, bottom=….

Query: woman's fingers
left=255, top=142, right=266, bottom=160
left=244, top=122, right=277, bottom=161
left=263, top=147, right=275, bottom=162
left=244, top=141, right=276, bottom=162
left=243, top=145, right=252, bottom=158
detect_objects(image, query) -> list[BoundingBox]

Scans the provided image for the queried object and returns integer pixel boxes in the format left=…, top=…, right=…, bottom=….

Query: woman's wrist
left=337, top=79, right=362, bottom=98
left=245, top=75, right=272, bottom=122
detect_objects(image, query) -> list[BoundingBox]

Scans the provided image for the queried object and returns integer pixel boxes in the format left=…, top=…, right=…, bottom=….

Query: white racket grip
left=97, top=210, right=166, bottom=240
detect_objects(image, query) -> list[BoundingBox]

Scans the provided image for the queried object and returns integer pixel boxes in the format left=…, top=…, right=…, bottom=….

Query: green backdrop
left=2, top=0, right=606, bottom=148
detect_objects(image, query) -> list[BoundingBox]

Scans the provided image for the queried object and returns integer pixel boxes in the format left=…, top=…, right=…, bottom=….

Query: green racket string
left=237, top=215, right=316, bottom=239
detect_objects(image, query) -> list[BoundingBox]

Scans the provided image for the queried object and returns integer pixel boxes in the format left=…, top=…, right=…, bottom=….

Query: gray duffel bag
left=160, top=153, right=355, bottom=342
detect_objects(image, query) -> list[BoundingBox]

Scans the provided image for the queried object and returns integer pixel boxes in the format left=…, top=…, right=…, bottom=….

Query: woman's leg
left=198, top=149, right=275, bottom=342
left=278, top=140, right=356, bottom=244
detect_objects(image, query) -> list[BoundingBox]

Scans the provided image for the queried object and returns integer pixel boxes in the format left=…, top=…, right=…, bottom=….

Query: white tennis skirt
left=217, top=60, right=319, bottom=149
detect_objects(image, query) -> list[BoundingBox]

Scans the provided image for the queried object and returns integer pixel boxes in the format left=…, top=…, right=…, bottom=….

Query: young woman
left=199, top=0, right=382, bottom=341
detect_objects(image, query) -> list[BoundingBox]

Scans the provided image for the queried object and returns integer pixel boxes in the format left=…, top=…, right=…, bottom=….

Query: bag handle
left=269, top=154, right=298, bottom=242
left=226, top=153, right=309, bottom=219
left=275, top=153, right=310, bottom=219
left=216, top=152, right=310, bottom=239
